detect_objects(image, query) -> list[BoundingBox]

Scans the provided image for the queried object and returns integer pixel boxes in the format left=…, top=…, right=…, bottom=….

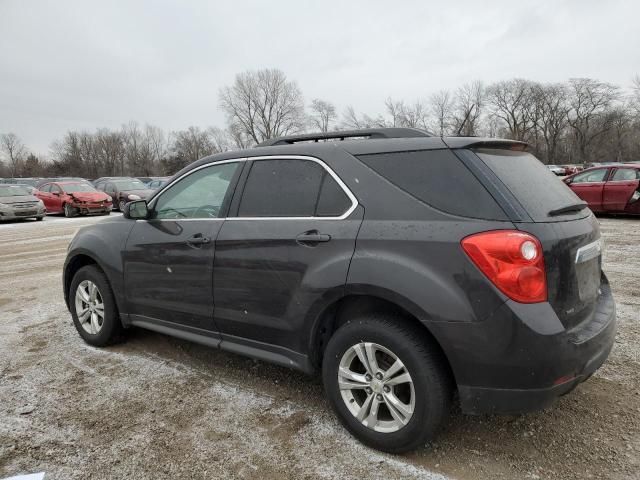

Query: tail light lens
left=461, top=230, right=547, bottom=303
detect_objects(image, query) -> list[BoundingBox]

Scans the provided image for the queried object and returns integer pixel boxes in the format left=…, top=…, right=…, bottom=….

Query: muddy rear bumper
left=441, top=276, right=617, bottom=415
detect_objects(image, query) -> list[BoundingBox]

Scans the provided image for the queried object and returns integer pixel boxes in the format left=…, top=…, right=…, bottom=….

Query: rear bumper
left=431, top=275, right=616, bottom=415
left=458, top=323, right=614, bottom=414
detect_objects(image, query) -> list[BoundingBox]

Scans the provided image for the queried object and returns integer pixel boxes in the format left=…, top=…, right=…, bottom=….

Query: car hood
left=69, top=191, right=110, bottom=202
left=120, top=189, right=153, bottom=198
left=0, top=194, right=40, bottom=204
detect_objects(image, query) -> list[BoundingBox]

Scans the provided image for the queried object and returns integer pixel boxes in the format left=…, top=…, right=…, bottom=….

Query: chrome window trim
left=146, top=155, right=358, bottom=222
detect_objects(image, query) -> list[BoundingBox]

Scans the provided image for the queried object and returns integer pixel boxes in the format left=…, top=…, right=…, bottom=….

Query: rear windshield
left=474, top=148, right=588, bottom=221
left=357, top=149, right=508, bottom=220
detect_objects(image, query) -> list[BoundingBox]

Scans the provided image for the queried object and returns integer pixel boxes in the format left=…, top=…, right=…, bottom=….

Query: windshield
left=0, top=185, right=31, bottom=197
left=63, top=183, right=97, bottom=193
left=114, top=180, right=147, bottom=190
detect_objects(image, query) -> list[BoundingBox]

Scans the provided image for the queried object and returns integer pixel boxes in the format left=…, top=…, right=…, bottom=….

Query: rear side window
left=357, top=149, right=507, bottom=220
left=475, top=148, right=586, bottom=221
left=238, top=159, right=352, bottom=217
left=611, top=168, right=639, bottom=181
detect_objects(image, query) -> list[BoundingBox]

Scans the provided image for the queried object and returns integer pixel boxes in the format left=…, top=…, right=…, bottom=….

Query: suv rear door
left=603, top=167, right=640, bottom=212
left=213, top=156, right=362, bottom=359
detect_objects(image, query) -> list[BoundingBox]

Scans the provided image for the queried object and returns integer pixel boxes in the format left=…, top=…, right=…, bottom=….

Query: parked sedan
left=564, top=164, right=640, bottom=214
left=546, top=165, right=566, bottom=176
left=0, top=185, right=46, bottom=221
left=94, top=178, right=154, bottom=211
left=37, top=182, right=113, bottom=217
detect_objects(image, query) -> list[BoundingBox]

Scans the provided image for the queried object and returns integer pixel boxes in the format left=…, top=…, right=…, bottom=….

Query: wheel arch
left=307, top=289, right=457, bottom=387
left=63, top=251, right=124, bottom=318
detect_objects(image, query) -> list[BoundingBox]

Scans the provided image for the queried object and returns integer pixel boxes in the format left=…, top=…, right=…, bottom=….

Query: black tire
left=36, top=216, right=44, bottom=221
left=63, top=203, right=76, bottom=218
left=69, top=265, right=124, bottom=347
left=322, top=314, right=451, bottom=453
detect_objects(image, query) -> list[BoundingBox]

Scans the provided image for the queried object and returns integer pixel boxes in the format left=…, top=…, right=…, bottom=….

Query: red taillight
left=461, top=230, right=547, bottom=303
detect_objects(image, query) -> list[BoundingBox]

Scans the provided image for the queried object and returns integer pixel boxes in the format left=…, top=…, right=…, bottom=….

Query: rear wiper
left=548, top=202, right=588, bottom=216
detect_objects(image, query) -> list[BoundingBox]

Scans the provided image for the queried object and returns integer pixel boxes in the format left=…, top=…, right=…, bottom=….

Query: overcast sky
left=1, top=0, right=638, bottom=154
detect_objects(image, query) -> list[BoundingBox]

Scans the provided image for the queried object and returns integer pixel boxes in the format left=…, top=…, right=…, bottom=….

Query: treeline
left=2, top=70, right=640, bottom=178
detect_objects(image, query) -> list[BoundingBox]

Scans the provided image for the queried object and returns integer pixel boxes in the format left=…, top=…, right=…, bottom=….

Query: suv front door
left=123, top=161, right=242, bottom=332
left=568, top=168, right=609, bottom=211
left=213, top=156, right=363, bottom=361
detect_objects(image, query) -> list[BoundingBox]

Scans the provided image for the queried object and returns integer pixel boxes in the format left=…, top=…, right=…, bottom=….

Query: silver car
left=0, top=185, right=46, bottom=221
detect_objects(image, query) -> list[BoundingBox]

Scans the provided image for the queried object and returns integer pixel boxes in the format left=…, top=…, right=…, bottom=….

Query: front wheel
left=69, top=265, right=124, bottom=346
left=118, top=200, right=126, bottom=211
left=322, top=314, right=451, bottom=453
left=63, top=203, right=77, bottom=218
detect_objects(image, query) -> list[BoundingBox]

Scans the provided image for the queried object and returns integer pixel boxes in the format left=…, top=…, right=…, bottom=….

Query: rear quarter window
left=357, top=149, right=507, bottom=220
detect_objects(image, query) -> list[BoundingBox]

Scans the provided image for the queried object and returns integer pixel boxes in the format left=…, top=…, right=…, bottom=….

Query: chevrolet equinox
left=63, top=128, right=616, bottom=452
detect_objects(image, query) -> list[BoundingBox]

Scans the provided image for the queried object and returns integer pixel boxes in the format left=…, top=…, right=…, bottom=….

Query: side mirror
left=52, top=191, right=60, bottom=196
left=123, top=200, right=149, bottom=220
left=563, top=178, right=572, bottom=184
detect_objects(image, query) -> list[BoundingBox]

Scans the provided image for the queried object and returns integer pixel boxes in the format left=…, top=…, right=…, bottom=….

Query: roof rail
left=257, top=127, right=432, bottom=147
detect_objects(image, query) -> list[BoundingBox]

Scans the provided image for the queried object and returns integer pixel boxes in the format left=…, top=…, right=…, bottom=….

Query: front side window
left=237, top=158, right=352, bottom=218
left=40, top=184, right=51, bottom=193
left=572, top=169, right=608, bottom=184
left=611, top=168, right=639, bottom=181
left=153, top=162, right=240, bottom=219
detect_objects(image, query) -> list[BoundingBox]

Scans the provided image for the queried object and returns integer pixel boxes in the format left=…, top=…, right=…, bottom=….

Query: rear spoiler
left=442, top=137, right=528, bottom=151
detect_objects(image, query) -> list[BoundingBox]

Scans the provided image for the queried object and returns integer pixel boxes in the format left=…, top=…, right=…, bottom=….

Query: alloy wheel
left=74, top=280, right=105, bottom=335
left=338, top=342, right=415, bottom=433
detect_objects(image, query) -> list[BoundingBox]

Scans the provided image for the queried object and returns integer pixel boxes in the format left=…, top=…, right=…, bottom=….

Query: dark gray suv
left=63, top=128, right=615, bottom=452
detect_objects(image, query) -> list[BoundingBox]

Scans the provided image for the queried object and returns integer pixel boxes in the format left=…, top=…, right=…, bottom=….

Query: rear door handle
left=296, top=230, right=331, bottom=245
left=186, top=233, right=210, bottom=247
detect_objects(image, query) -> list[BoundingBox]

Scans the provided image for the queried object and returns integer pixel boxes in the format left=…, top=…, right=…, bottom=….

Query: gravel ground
left=0, top=213, right=638, bottom=480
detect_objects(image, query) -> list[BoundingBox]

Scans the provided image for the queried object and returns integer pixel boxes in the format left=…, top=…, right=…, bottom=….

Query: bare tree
left=566, top=78, right=619, bottom=163
left=385, top=98, right=429, bottom=129
left=166, top=126, right=223, bottom=172
left=219, top=69, right=305, bottom=144
left=0, top=133, right=27, bottom=177
left=487, top=79, right=537, bottom=141
left=341, top=106, right=387, bottom=129
left=532, top=83, right=570, bottom=164
left=429, top=90, right=454, bottom=136
left=309, top=99, right=337, bottom=133
left=453, top=81, right=484, bottom=136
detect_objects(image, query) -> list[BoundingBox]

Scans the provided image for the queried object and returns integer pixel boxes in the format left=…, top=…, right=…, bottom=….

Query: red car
left=563, top=164, right=640, bottom=214
left=36, top=181, right=113, bottom=217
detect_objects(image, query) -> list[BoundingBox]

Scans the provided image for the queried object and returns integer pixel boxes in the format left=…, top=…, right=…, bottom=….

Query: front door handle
left=186, top=233, right=211, bottom=247
left=296, top=230, right=331, bottom=246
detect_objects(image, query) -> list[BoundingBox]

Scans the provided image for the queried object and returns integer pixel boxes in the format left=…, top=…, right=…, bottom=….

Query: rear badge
left=575, top=239, right=602, bottom=264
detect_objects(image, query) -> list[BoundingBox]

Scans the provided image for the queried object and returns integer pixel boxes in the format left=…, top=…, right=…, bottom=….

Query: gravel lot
left=0, top=213, right=638, bottom=480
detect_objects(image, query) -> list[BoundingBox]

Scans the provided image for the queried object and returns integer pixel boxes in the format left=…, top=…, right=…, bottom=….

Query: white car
left=546, top=165, right=566, bottom=176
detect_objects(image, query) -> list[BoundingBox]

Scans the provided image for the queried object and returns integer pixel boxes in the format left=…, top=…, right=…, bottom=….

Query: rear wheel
left=322, top=314, right=451, bottom=453
left=69, top=265, right=123, bottom=346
